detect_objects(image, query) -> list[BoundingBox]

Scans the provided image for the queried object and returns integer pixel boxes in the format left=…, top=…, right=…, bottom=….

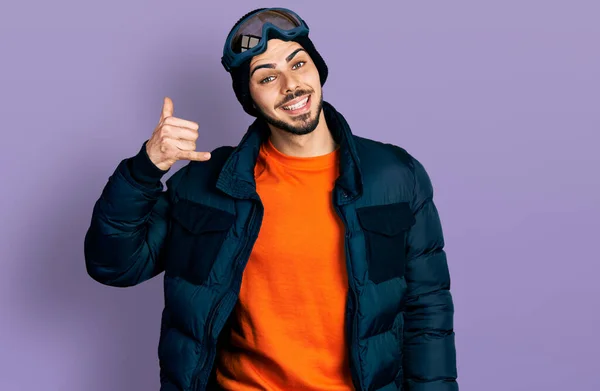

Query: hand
left=146, top=97, right=211, bottom=170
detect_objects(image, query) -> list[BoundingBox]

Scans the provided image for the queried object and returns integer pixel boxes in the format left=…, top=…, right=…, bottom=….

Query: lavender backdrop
left=1, top=0, right=598, bottom=390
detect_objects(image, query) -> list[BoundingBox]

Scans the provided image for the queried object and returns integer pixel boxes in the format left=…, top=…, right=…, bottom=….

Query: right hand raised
left=146, top=97, right=211, bottom=171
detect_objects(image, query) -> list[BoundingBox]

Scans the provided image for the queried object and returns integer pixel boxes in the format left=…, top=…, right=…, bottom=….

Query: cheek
left=250, top=87, right=278, bottom=111
left=249, top=85, right=264, bottom=105
left=304, top=64, right=321, bottom=85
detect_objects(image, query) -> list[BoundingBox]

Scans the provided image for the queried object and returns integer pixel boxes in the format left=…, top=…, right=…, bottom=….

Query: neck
left=267, top=111, right=336, bottom=157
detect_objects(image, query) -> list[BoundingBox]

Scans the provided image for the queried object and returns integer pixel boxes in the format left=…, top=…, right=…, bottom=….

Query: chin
left=256, top=93, right=323, bottom=136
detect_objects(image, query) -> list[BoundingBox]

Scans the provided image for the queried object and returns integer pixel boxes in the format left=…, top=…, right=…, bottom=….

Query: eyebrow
left=250, top=48, right=306, bottom=77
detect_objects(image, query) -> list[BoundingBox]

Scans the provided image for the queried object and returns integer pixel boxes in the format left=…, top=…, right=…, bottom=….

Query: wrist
left=128, top=140, right=169, bottom=185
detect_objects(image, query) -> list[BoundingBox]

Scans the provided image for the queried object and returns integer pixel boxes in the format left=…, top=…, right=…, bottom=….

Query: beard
left=255, top=90, right=324, bottom=136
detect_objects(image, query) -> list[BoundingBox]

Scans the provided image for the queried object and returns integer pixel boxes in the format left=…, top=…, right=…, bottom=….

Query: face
left=248, top=39, right=323, bottom=136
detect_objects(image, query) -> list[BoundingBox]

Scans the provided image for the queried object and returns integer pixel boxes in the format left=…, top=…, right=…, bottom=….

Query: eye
left=292, top=61, right=306, bottom=70
left=260, top=75, right=276, bottom=84
left=258, top=61, right=306, bottom=84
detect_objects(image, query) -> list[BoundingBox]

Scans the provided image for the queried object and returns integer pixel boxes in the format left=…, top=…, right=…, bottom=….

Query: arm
left=84, top=141, right=184, bottom=287
left=402, top=157, right=458, bottom=391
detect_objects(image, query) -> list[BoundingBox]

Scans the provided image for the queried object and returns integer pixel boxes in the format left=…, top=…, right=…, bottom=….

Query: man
left=84, top=7, right=458, bottom=391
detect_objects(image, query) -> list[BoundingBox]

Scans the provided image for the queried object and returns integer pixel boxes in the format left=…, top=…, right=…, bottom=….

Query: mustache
left=277, top=89, right=314, bottom=108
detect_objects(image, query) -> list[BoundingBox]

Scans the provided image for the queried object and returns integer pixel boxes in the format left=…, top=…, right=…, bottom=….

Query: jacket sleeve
left=402, top=156, right=458, bottom=391
left=84, top=141, right=184, bottom=287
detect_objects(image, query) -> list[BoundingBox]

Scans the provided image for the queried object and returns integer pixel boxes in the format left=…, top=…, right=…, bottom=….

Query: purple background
left=1, top=0, right=598, bottom=390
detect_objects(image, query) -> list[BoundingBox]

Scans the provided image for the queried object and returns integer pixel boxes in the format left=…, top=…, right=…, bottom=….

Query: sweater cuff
left=127, top=140, right=169, bottom=186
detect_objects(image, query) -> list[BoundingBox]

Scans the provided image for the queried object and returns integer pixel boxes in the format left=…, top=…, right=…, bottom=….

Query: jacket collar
left=216, top=101, right=363, bottom=204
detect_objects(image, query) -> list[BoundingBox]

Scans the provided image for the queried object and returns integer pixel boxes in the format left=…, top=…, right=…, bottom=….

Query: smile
left=280, top=95, right=311, bottom=114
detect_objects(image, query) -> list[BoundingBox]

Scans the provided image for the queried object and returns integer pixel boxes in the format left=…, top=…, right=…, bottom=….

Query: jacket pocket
left=356, top=202, right=415, bottom=284
left=166, top=199, right=234, bottom=285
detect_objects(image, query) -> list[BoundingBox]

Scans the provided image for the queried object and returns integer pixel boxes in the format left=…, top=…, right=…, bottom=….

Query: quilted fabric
left=84, top=101, right=458, bottom=391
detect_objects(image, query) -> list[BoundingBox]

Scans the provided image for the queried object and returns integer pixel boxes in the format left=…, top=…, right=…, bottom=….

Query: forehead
left=250, top=39, right=305, bottom=66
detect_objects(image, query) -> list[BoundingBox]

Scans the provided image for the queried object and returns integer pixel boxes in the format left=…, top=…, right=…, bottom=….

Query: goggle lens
left=231, top=10, right=302, bottom=53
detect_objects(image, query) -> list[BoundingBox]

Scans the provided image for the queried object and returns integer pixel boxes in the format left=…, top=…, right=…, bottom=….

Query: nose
left=280, top=71, right=301, bottom=94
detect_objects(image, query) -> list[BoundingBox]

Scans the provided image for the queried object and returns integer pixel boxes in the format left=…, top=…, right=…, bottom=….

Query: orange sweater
left=215, top=138, right=354, bottom=391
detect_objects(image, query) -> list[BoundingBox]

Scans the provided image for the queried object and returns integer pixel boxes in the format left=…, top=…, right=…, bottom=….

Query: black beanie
left=225, top=9, right=328, bottom=117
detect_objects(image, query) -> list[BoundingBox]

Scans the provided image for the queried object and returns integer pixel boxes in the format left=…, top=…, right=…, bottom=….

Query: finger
left=163, top=116, right=199, bottom=131
left=161, top=124, right=198, bottom=141
left=177, top=150, right=211, bottom=162
left=173, top=139, right=196, bottom=151
left=160, top=96, right=174, bottom=122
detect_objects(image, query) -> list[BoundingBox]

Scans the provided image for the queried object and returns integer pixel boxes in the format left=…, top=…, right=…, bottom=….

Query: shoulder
left=353, top=135, right=434, bottom=202
left=353, top=135, right=414, bottom=168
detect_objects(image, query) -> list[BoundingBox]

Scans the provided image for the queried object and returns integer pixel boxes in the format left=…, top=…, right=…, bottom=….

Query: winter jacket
left=84, top=101, right=458, bottom=391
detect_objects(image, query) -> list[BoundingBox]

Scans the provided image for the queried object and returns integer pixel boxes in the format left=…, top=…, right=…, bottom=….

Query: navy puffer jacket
left=84, top=101, right=458, bottom=391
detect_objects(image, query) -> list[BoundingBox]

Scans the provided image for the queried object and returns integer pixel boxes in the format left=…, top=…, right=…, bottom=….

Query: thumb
left=160, top=96, right=174, bottom=122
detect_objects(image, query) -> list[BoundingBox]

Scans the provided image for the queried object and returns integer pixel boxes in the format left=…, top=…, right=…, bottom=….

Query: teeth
left=283, top=97, right=308, bottom=111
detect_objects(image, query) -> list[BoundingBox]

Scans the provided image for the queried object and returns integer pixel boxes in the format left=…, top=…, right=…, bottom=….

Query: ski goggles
left=221, top=8, right=310, bottom=72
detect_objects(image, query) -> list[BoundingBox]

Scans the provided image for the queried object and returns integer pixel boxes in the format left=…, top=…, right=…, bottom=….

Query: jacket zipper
left=191, top=294, right=227, bottom=390
left=334, top=199, right=364, bottom=391
left=194, top=199, right=263, bottom=390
